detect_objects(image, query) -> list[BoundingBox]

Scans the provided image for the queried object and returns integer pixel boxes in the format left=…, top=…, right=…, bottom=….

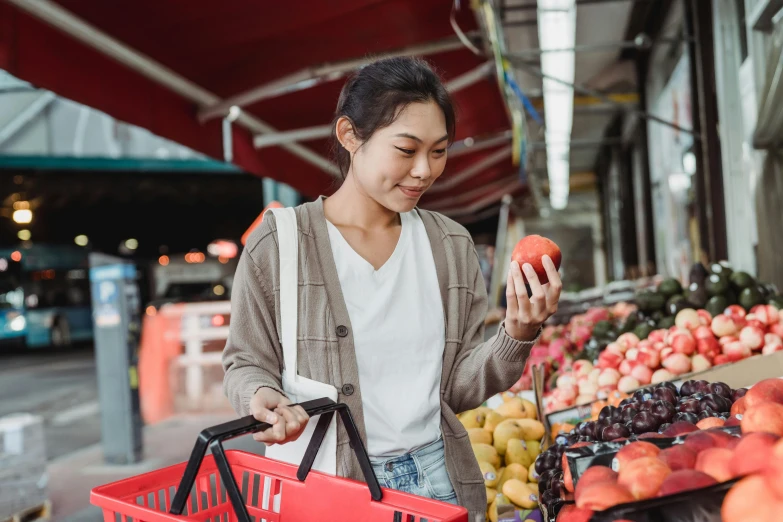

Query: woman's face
left=342, top=100, right=449, bottom=213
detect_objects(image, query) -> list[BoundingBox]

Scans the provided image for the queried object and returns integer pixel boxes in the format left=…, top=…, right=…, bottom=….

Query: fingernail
left=523, top=264, right=534, bottom=273
left=266, top=413, right=277, bottom=424
left=542, top=255, right=551, bottom=263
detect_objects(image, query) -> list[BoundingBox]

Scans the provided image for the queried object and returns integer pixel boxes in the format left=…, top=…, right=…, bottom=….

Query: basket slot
left=209, top=473, right=220, bottom=508
left=241, top=471, right=251, bottom=504
left=250, top=473, right=260, bottom=507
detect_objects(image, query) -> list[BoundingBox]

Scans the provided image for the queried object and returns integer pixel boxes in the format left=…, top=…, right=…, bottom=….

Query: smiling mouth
left=398, top=186, right=426, bottom=198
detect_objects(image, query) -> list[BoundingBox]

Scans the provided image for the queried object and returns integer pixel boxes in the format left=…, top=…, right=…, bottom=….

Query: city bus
left=0, top=244, right=93, bottom=348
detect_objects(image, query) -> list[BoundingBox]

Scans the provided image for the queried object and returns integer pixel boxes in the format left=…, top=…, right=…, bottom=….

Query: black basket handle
left=169, top=398, right=382, bottom=522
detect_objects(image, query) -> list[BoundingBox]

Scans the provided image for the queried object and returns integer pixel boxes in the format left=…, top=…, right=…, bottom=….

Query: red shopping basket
left=91, top=398, right=468, bottom=522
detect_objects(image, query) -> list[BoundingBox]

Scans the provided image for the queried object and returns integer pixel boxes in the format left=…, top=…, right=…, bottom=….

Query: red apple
left=511, top=235, right=562, bottom=285
left=697, top=309, right=713, bottom=326
left=751, top=304, right=780, bottom=326
left=739, top=325, right=765, bottom=351
left=712, top=314, right=738, bottom=338
left=724, top=305, right=747, bottom=321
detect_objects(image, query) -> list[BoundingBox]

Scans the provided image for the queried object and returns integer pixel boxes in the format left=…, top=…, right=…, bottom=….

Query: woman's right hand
left=249, top=387, right=310, bottom=446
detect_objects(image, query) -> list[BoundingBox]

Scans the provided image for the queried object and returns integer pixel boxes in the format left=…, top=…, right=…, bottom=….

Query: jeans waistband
left=370, top=436, right=444, bottom=465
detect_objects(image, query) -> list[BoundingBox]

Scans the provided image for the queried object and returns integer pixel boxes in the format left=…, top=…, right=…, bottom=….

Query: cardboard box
left=544, top=351, right=783, bottom=430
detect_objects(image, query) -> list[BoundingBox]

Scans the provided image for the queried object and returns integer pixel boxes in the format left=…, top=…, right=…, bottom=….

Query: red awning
left=0, top=0, right=523, bottom=215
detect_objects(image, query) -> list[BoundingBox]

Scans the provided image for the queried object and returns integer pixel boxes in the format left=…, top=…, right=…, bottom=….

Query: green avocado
left=658, top=278, right=684, bottom=298
left=705, top=273, right=731, bottom=297
left=634, top=323, right=655, bottom=340
left=705, top=295, right=729, bottom=317
left=768, top=295, right=783, bottom=310
left=657, top=316, right=676, bottom=329
left=667, top=298, right=691, bottom=317
left=592, top=320, right=612, bottom=338
left=739, top=286, right=765, bottom=311
left=730, top=271, right=756, bottom=291
left=711, top=262, right=733, bottom=277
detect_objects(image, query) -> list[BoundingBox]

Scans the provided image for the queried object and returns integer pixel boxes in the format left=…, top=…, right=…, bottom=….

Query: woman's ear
left=335, top=116, right=359, bottom=153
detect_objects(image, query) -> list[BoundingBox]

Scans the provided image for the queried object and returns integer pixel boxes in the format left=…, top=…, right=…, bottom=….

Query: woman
left=222, top=56, right=562, bottom=518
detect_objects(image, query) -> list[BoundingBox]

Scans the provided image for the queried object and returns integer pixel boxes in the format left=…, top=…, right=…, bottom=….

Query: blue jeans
left=370, top=438, right=458, bottom=505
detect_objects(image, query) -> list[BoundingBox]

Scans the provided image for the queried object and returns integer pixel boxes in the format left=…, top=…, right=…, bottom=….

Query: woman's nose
left=410, top=155, right=432, bottom=179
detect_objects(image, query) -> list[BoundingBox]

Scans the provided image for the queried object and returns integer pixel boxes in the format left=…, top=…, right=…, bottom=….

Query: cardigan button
left=336, top=325, right=349, bottom=337
left=341, top=383, right=355, bottom=396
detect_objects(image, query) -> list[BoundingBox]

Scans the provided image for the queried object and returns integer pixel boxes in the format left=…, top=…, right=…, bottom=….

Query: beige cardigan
left=222, top=197, right=535, bottom=519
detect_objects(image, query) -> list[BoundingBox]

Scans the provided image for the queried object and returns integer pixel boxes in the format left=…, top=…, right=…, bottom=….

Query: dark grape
left=603, top=422, right=631, bottom=441
left=678, top=399, right=700, bottom=414
left=633, top=388, right=654, bottom=403
left=651, top=400, right=676, bottom=424
left=698, top=408, right=717, bottom=420
left=675, top=412, right=699, bottom=424
left=550, top=472, right=564, bottom=497
left=632, top=411, right=659, bottom=434
left=680, top=380, right=697, bottom=397
left=708, top=382, right=733, bottom=399
left=658, top=422, right=672, bottom=433
left=657, top=381, right=679, bottom=396
left=622, top=407, right=639, bottom=423
left=653, top=386, right=678, bottom=405
left=732, top=388, right=748, bottom=402
left=599, top=406, right=617, bottom=422
left=539, top=469, right=557, bottom=489
left=640, top=399, right=657, bottom=412
left=700, top=394, right=731, bottom=413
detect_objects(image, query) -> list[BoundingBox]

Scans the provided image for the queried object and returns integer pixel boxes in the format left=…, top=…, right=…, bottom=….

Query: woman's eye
left=395, top=147, right=415, bottom=155
left=434, top=149, right=447, bottom=155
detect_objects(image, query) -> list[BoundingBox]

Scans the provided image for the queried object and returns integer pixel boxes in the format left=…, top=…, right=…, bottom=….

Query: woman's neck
left=324, top=173, right=399, bottom=230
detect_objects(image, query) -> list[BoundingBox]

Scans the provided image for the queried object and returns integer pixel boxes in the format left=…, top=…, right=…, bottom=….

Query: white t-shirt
left=326, top=210, right=446, bottom=458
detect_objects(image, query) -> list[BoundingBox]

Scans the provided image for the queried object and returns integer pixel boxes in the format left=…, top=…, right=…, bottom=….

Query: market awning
left=0, top=0, right=524, bottom=217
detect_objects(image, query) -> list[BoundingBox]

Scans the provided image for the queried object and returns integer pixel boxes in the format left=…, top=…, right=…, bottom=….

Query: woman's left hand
left=504, top=255, right=562, bottom=341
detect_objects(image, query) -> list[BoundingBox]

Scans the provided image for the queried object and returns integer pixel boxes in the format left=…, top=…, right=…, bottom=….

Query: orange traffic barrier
left=138, top=304, right=184, bottom=425
left=241, top=200, right=282, bottom=245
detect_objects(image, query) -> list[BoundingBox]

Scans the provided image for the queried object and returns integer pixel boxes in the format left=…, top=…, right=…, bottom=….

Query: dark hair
left=330, top=56, right=457, bottom=179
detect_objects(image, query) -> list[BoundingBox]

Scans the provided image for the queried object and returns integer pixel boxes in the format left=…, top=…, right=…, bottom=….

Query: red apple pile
left=510, top=302, right=638, bottom=394
left=544, top=305, right=783, bottom=414
left=556, top=378, right=783, bottom=521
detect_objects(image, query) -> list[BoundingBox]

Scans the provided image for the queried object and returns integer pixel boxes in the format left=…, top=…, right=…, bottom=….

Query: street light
left=17, top=229, right=31, bottom=241
left=125, top=238, right=138, bottom=250
left=13, top=209, right=32, bottom=224
left=75, top=235, right=89, bottom=247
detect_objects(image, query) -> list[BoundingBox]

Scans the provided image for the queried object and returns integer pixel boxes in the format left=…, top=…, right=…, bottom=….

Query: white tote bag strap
left=265, top=207, right=299, bottom=379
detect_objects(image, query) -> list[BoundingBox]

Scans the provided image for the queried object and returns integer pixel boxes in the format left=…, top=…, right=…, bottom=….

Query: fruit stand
left=467, top=260, right=783, bottom=522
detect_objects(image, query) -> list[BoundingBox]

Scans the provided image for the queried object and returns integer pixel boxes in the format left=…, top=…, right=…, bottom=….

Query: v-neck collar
left=307, top=196, right=449, bottom=335
left=325, top=211, right=412, bottom=277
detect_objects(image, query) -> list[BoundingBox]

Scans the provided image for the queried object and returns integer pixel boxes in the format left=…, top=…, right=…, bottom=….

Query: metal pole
left=504, top=0, right=657, bottom=10
left=198, top=33, right=482, bottom=122
left=5, top=0, right=339, bottom=176
left=0, top=91, right=56, bottom=148
left=490, top=195, right=514, bottom=309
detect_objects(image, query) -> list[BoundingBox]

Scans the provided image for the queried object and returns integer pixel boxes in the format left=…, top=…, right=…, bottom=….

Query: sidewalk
left=51, top=413, right=261, bottom=522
